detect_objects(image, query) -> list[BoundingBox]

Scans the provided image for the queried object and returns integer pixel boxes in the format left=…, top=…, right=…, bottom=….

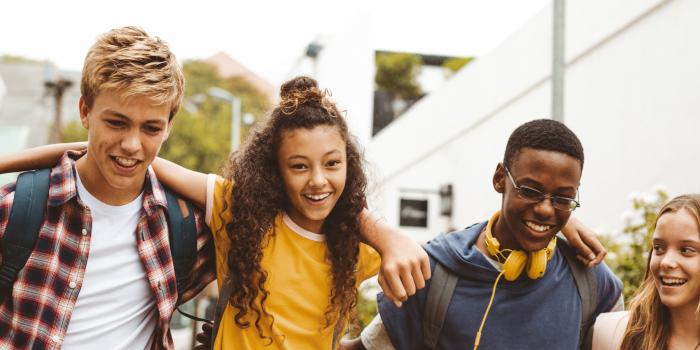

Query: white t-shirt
left=61, top=172, right=156, bottom=349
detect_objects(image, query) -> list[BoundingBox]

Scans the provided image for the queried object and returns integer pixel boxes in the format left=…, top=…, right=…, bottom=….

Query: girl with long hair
left=593, top=194, right=700, bottom=350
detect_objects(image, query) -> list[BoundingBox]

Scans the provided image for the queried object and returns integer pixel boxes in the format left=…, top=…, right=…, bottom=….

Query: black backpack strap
left=422, top=262, right=458, bottom=349
left=556, top=235, right=597, bottom=350
left=0, top=169, right=51, bottom=302
left=211, top=279, right=234, bottom=350
left=163, top=189, right=197, bottom=302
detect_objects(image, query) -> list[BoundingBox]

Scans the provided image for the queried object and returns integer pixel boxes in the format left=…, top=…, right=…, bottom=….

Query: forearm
left=151, top=157, right=207, bottom=208
left=358, top=209, right=396, bottom=251
left=0, top=142, right=86, bottom=173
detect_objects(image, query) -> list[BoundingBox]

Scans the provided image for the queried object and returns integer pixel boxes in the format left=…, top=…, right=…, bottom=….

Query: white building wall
left=367, top=0, right=699, bottom=238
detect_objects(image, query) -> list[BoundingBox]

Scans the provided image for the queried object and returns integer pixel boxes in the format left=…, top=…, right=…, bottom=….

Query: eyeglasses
left=503, top=165, right=580, bottom=212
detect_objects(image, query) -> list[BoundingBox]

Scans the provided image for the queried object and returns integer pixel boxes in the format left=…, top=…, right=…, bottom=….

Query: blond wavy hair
left=620, top=194, right=700, bottom=350
left=80, top=26, right=184, bottom=119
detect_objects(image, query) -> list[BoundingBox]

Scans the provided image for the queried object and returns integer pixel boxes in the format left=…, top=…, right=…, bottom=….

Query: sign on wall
left=399, top=198, right=428, bottom=227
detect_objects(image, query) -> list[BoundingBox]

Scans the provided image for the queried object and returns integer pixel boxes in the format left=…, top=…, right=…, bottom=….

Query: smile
left=660, top=277, right=687, bottom=286
left=524, top=220, right=552, bottom=232
left=112, top=156, right=141, bottom=168
left=303, top=193, right=331, bottom=202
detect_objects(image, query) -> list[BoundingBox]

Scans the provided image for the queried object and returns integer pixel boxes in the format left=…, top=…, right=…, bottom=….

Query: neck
left=668, top=306, right=700, bottom=348
left=75, top=154, right=144, bottom=206
left=491, top=214, right=519, bottom=251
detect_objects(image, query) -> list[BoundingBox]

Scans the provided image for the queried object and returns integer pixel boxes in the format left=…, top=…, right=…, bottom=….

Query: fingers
left=579, top=231, right=607, bottom=267
left=195, top=322, right=214, bottom=348
left=419, top=250, right=431, bottom=281
left=378, top=271, right=402, bottom=307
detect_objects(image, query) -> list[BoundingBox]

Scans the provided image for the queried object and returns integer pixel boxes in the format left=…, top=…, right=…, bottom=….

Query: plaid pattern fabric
left=0, top=151, right=215, bottom=350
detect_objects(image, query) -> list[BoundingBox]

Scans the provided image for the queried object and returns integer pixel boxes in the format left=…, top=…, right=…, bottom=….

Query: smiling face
left=76, top=90, right=172, bottom=205
left=277, top=125, right=347, bottom=233
left=650, top=208, right=700, bottom=313
left=492, top=148, right=581, bottom=252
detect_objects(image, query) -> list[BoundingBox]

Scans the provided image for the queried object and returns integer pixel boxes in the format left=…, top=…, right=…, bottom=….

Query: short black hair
left=503, top=119, right=584, bottom=169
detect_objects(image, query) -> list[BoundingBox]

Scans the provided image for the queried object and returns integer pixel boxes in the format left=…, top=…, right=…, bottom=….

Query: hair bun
left=280, top=76, right=319, bottom=99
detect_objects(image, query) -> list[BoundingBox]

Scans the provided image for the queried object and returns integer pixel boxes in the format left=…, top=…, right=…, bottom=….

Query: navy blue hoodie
left=378, top=221, right=622, bottom=350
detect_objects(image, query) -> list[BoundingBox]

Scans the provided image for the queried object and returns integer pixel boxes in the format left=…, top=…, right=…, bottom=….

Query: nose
left=120, top=129, right=142, bottom=154
left=308, top=168, right=328, bottom=188
left=533, top=197, right=555, bottom=219
left=660, top=251, right=679, bottom=270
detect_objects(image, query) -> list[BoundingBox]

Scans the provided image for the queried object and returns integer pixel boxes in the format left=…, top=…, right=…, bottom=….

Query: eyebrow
left=287, top=149, right=343, bottom=160
left=104, top=110, right=167, bottom=126
left=517, top=177, right=578, bottom=193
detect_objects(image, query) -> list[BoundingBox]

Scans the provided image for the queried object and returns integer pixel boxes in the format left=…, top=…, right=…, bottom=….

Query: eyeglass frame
left=502, top=164, right=581, bottom=212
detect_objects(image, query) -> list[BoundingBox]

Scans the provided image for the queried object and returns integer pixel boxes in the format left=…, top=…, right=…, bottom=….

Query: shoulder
left=357, top=243, right=381, bottom=281
left=592, top=311, right=628, bottom=350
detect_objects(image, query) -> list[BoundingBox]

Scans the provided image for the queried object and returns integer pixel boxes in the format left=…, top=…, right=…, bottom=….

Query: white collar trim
left=282, top=213, right=326, bottom=242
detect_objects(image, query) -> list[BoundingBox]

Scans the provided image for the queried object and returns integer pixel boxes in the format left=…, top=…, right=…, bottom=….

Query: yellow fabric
left=208, top=176, right=381, bottom=349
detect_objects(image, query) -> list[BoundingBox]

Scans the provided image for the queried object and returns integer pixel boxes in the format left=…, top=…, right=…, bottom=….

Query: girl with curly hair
left=153, top=76, right=423, bottom=348
left=592, top=194, right=700, bottom=350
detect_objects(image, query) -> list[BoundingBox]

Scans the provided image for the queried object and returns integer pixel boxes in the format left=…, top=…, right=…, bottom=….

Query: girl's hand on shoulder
left=376, top=229, right=431, bottom=308
left=561, top=216, right=607, bottom=267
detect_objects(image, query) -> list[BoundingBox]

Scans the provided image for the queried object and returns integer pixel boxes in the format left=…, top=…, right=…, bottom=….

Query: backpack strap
left=556, top=235, right=598, bottom=350
left=0, top=169, right=51, bottom=303
left=163, top=189, right=198, bottom=302
left=422, top=262, right=459, bottom=349
left=211, top=279, right=234, bottom=350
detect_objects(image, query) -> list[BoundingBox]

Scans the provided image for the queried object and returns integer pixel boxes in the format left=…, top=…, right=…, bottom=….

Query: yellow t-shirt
left=205, top=175, right=381, bottom=349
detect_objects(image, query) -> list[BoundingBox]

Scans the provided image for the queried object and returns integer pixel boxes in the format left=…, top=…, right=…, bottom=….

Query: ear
left=79, top=96, right=90, bottom=129
left=493, top=163, right=506, bottom=193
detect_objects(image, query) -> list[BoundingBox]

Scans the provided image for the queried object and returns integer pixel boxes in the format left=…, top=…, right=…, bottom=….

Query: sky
left=0, top=0, right=549, bottom=85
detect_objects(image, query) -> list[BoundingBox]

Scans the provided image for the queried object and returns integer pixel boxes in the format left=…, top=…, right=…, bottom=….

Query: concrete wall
left=365, top=0, right=699, bottom=241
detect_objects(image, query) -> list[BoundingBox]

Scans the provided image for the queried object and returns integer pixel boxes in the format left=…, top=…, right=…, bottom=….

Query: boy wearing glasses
left=345, top=119, right=622, bottom=350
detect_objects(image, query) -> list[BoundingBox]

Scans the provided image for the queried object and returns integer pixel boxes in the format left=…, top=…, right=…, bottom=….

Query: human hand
left=376, top=230, right=431, bottom=307
left=193, top=322, right=213, bottom=350
left=561, top=216, right=607, bottom=267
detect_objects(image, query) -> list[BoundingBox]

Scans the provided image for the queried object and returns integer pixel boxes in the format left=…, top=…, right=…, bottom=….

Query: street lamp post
left=208, top=87, right=242, bottom=151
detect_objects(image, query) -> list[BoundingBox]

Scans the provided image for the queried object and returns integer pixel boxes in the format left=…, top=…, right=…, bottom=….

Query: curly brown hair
left=220, top=76, right=367, bottom=341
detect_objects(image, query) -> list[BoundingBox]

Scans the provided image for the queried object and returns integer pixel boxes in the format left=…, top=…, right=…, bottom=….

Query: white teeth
left=304, top=193, right=330, bottom=201
left=525, top=221, right=551, bottom=232
left=661, top=277, right=687, bottom=286
left=114, top=156, right=138, bottom=167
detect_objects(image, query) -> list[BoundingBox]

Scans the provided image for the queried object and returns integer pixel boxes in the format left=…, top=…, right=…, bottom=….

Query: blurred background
left=1, top=0, right=697, bottom=347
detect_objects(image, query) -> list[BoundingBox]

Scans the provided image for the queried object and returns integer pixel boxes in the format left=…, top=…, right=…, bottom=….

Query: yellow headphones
left=483, top=211, right=556, bottom=281
left=473, top=211, right=557, bottom=350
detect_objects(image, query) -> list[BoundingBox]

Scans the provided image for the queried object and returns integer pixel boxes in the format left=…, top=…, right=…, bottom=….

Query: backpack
left=0, top=168, right=198, bottom=304
left=422, top=234, right=597, bottom=350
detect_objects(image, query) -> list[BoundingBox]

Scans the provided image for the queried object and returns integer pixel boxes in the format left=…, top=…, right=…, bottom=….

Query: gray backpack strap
left=556, top=235, right=597, bottom=350
left=211, top=280, right=234, bottom=350
left=422, top=262, right=458, bottom=349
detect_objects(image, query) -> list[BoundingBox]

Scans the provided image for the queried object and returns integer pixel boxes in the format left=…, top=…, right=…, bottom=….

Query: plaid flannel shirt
left=0, top=151, right=215, bottom=349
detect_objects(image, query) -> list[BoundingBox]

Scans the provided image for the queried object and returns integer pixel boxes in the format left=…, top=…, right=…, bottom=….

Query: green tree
left=601, top=188, right=669, bottom=302
left=375, top=53, right=423, bottom=99
left=60, top=119, right=88, bottom=142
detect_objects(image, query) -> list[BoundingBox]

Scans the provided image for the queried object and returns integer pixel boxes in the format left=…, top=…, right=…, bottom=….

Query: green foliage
left=60, top=119, right=88, bottom=142
left=601, top=188, right=669, bottom=302
left=442, top=57, right=474, bottom=76
left=159, top=60, right=271, bottom=173
left=375, top=53, right=423, bottom=99
left=346, top=281, right=380, bottom=338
